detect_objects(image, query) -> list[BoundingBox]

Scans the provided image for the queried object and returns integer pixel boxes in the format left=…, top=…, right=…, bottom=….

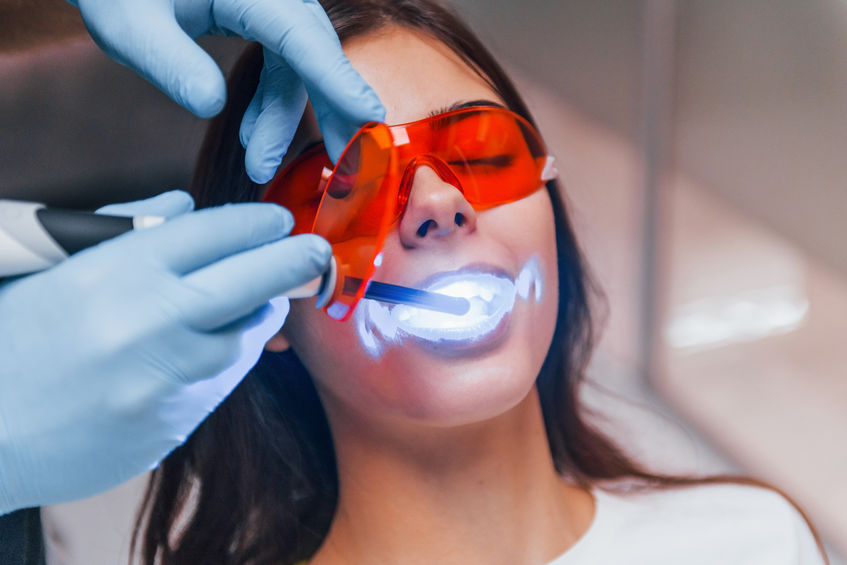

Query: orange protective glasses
left=263, top=105, right=557, bottom=321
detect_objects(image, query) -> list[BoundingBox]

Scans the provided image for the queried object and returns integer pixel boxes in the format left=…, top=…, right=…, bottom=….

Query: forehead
left=278, top=26, right=504, bottom=170
left=343, top=26, right=502, bottom=124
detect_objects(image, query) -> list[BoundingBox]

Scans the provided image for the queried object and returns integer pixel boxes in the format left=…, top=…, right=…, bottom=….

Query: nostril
left=417, top=219, right=436, bottom=237
left=454, top=213, right=466, bottom=227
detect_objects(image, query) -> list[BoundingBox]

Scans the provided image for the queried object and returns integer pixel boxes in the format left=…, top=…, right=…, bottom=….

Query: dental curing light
left=0, top=199, right=165, bottom=277
left=0, top=199, right=469, bottom=316
left=281, top=257, right=470, bottom=316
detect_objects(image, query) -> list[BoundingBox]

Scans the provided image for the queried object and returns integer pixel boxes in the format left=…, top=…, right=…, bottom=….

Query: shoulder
left=608, top=481, right=798, bottom=518
left=591, top=483, right=825, bottom=564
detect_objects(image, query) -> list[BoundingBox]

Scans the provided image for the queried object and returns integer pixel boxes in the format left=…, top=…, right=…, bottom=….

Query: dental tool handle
left=347, top=277, right=471, bottom=316
left=0, top=199, right=164, bottom=277
left=282, top=257, right=471, bottom=316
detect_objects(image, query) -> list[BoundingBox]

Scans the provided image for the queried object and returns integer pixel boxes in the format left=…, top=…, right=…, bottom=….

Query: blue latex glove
left=0, top=191, right=330, bottom=514
left=68, top=0, right=385, bottom=182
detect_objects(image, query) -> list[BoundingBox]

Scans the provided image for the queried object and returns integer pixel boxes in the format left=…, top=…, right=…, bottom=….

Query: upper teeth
left=354, top=256, right=543, bottom=358
left=389, top=274, right=515, bottom=333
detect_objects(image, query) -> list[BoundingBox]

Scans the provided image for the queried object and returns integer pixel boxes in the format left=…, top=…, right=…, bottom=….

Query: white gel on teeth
left=387, top=276, right=514, bottom=336
left=354, top=257, right=545, bottom=358
left=515, top=256, right=542, bottom=301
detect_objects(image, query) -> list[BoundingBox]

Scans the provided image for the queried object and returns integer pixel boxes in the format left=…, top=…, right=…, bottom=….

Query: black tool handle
left=35, top=208, right=136, bottom=255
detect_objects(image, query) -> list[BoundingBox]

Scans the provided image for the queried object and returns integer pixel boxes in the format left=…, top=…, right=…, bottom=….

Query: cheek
left=481, top=189, right=559, bottom=351
left=284, top=300, right=364, bottom=382
left=283, top=190, right=560, bottom=426
left=284, top=300, right=408, bottom=413
left=479, top=189, right=559, bottom=300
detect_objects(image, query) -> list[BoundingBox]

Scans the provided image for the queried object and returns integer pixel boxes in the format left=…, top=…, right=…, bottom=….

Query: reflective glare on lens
left=315, top=123, right=397, bottom=321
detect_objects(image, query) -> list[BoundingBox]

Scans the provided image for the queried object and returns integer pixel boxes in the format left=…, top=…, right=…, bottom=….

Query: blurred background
left=1, top=0, right=845, bottom=563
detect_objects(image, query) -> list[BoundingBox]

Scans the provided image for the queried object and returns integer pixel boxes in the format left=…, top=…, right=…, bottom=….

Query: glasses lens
left=400, top=108, right=548, bottom=209
left=264, top=108, right=549, bottom=322
left=263, top=145, right=331, bottom=235
left=314, top=123, right=396, bottom=320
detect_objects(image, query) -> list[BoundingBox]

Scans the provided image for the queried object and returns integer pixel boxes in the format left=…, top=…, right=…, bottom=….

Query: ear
left=265, top=331, right=291, bottom=352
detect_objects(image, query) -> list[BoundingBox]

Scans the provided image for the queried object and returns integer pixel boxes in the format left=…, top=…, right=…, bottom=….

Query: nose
left=398, top=157, right=478, bottom=248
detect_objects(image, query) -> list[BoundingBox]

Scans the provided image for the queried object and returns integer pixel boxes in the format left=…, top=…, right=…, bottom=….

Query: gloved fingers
left=213, top=0, right=384, bottom=161
left=95, top=190, right=195, bottom=219
left=135, top=17, right=228, bottom=118
left=77, top=1, right=226, bottom=118
left=308, top=89, right=369, bottom=166
left=299, top=0, right=385, bottom=162
left=242, top=52, right=308, bottom=183
left=302, top=0, right=337, bottom=36
left=127, top=308, right=279, bottom=469
left=89, top=300, right=283, bottom=472
left=125, top=203, right=295, bottom=275
left=178, top=234, right=330, bottom=331
left=155, top=296, right=288, bottom=391
left=239, top=81, right=264, bottom=149
left=178, top=298, right=288, bottom=391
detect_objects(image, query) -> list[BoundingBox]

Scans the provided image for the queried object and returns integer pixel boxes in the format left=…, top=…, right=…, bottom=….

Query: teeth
left=354, top=257, right=544, bottom=358
left=387, top=275, right=514, bottom=335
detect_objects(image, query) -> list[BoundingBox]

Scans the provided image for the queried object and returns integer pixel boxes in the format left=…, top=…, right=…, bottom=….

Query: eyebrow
left=427, top=99, right=506, bottom=118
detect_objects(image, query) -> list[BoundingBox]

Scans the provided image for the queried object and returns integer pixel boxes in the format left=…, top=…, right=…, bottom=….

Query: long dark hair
left=132, top=1, right=828, bottom=564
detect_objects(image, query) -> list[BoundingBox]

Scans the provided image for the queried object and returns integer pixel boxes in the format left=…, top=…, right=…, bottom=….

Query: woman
left=133, top=1, right=828, bottom=563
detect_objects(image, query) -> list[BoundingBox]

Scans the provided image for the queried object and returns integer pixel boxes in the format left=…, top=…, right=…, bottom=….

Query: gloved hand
left=0, top=191, right=330, bottom=514
left=68, top=0, right=385, bottom=182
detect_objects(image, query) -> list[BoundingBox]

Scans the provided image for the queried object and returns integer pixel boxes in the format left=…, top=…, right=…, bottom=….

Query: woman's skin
left=267, top=26, right=595, bottom=565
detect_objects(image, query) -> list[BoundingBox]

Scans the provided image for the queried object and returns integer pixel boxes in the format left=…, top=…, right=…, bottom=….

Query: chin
left=366, top=346, right=542, bottom=428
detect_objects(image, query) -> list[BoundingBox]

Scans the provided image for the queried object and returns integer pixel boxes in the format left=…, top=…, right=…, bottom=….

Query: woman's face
left=274, top=26, right=559, bottom=428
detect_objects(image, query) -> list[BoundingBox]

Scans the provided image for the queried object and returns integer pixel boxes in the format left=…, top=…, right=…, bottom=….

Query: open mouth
left=354, top=256, right=543, bottom=358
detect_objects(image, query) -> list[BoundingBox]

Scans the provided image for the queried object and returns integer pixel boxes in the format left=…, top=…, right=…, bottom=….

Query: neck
left=310, top=387, right=594, bottom=565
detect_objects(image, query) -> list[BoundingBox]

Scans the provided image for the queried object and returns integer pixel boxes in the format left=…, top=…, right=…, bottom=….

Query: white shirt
left=549, top=483, right=826, bottom=564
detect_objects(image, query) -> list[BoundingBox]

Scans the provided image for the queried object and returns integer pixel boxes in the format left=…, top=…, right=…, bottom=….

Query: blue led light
left=354, top=256, right=544, bottom=358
